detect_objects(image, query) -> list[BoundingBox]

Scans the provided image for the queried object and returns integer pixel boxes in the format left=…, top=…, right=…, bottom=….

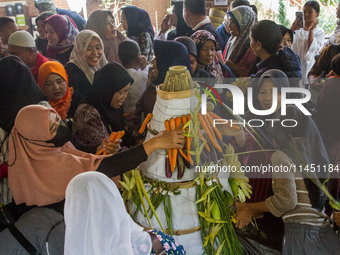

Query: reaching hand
left=143, top=130, right=185, bottom=156
left=234, top=201, right=253, bottom=229
left=154, top=130, right=185, bottom=149
left=101, top=137, right=121, bottom=155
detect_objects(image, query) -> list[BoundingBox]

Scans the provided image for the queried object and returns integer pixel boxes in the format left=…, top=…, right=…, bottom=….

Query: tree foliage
left=277, top=0, right=290, bottom=27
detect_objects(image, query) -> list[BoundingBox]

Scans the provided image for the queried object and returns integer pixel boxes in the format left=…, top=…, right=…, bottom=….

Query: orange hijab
left=8, top=105, right=109, bottom=206
left=38, top=61, right=73, bottom=120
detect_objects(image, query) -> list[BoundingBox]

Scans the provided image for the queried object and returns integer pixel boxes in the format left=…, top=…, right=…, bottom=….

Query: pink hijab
left=8, top=105, right=108, bottom=206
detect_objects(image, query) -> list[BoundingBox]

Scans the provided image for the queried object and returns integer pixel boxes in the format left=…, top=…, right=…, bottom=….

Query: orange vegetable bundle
left=96, top=130, right=125, bottom=155
left=164, top=114, right=192, bottom=179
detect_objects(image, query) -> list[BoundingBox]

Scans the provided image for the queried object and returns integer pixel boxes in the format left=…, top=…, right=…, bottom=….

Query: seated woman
left=120, top=6, right=154, bottom=62
left=175, top=36, right=215, bottom=78
left=73, top=62, right=140, bottom=151
left=291, top=0, right=325, bottom=84
left=135, top=40, right=192, bottom=124
left=0, top=56, right=46, bottom=205
left=316, top=53, right=340, bottom=215
left=65, top=30, right=107, bottom=113
left=190, top=30, right=234, bottom=81
left=279, top=25, right=294, bottom=48
left=85, top=9, right=126, bottom=63
left=223, top=6, right=256, bottom=77
left=35, top=11, right=54, bottom=56
left=38, top=61, right=74, bottom=119
left=220, top=69, right=335, bottom=252
left=44, top=14, right=79, bottom=65
left=64, top=171, right=185, bottom=254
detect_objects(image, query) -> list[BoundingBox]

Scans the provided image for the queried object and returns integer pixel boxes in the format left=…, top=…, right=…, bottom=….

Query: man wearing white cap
left=8, top=30, right=49, bottom=82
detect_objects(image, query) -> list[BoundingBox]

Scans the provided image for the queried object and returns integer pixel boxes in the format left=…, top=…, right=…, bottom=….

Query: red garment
left=31, top=53, right=49, bottom=83
left=0, top=163, right=8, bottom=179
left=223, top=46, right=256, bottom=77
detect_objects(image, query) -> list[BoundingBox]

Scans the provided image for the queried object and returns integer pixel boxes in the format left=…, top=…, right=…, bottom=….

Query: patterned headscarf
left=69, top=30, right=107, bottom=84
left=191, top=30, right=223, bottom=79
left=38, top=61, right=74, bottom=120
left=224, top=6, right=256, bottom=63
left=44, top=14, right=79, bottom=59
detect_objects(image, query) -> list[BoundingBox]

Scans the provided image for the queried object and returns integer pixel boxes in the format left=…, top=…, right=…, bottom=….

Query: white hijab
left=68, top=30, right=108, bottom=84
left=64, top=172, right=152, bottom=255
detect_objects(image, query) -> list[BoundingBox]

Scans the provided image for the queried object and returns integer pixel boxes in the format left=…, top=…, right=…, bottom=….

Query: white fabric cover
left=64, top=171, right=152, bottom=255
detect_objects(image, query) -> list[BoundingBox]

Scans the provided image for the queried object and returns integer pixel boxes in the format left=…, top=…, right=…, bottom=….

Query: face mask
left=45, top=125, right=72, bottom=147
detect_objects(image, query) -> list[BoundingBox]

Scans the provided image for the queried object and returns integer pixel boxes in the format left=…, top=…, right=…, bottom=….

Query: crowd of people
left=1, top=0, right=340, bottom=254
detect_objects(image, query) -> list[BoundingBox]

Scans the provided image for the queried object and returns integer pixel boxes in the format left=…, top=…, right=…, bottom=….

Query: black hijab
left=247, top=70, right=328, bottom=210
left=153, top=39, right=192, bottom=85
left=0, top=56, right=46, bottom=134
left=83, top=62, right=134, bottom=132
left=121, top=6, right=154, bottom=39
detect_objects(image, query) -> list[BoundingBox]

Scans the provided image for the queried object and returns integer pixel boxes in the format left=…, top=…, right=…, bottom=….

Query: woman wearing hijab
left=135, top=40, right=192, bottom=125
left=85, top=9, right=126, bottom=63
left=73, top=62, right=137, bottom=152
left=35, top=11, right=54, bottom=56
left=38, top=61, right=74, bottom=119
left=191, top=30, right=234, bottom=80
left=0, top=56, right=46, bottom=205
left=223, top=6, right=256, bottom=77
left=8, top=104, right=184, bottom=210
left=316, top=54, right=340, bottom=216
left=64, top=171, right=186, bottom=255
left=120, top=6, right=154, bottom=62
left=44, top=14, right=79, bottom=65
left=65, top=30, right=107, bottom=114
left=219, top=69, right=333, bottom=252
left=175, top=36, right=215, bottom=78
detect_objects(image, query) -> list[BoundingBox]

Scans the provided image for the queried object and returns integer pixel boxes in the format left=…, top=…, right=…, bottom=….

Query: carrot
left=139, top=113, right=153, bottom=134
left=164, top=120, right=172, bottom=171
left=123, top=113, right=131, bottom=117
left=199, top=129, right=210, bottom=152
left=179, top=149, right=193, bottom=165
left=175, top=117, right=182, bottom=130
left=115, top=130, right=125, bottom=140
left=202, top=114, right=216, bottom=140
left=181, top=115, right=188, bottom=128
left=186, top=115, right=191, bottom=161
left=95, top=149, right=104, bottom=155
left=103, top=151, right=107, bottom=155
left=169, top=118, right=176, bottom=131
left=208, top=111, right=241, bottom=131
left=169, top=118, right=177, bottom=171
left=109, top=132, right=117, bottom=142
left=206, top=113, right=223, bottom=141
left=198, top=113, right=222, bottom=153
